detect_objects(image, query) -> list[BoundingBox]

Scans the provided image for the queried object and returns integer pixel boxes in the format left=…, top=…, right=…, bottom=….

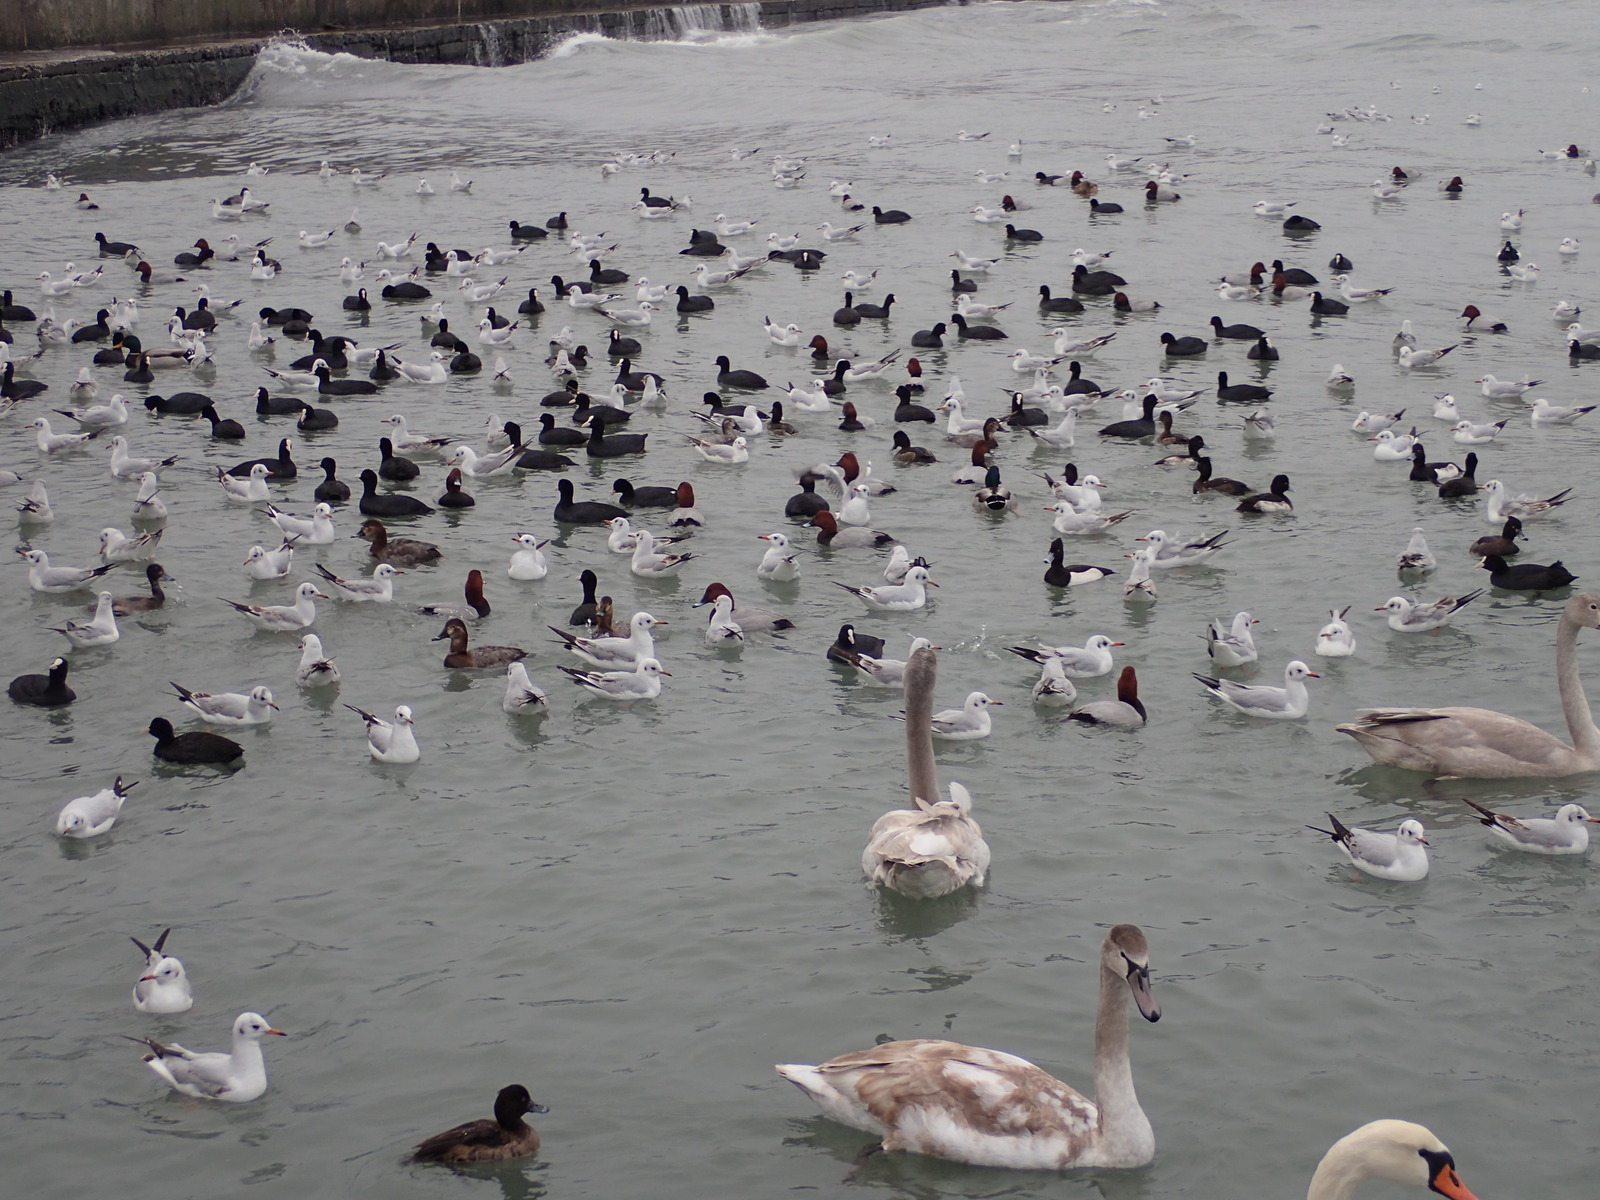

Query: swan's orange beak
left=1429, top=1160, right=1477, bottom=1200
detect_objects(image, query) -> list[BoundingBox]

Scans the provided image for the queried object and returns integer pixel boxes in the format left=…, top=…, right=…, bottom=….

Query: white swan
left=1307, top=1120, right=1478, bottom=1199
left=776, top=924, right=1160, bottom=1168
left=860, top=646, right=990, bottom=897
left=1338, top=591, right=1600, bottom=777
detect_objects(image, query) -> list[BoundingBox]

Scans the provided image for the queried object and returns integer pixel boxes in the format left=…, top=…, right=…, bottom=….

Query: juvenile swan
left=777, top=924, right=1159, bottom=1168
left=860, top=646, right=990, bottom=897
left=1337, top=590, right=1600, bottom=777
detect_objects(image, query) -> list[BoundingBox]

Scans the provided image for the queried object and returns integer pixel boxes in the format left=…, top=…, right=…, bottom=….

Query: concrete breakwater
left=0, top=0, right=969, bottom=150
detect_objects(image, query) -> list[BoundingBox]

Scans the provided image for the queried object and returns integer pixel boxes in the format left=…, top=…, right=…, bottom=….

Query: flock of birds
left=7, top=61, right=1600, bottom=1189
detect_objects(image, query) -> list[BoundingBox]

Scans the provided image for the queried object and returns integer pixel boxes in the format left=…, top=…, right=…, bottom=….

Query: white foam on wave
left=547, top=28, right=776, bottom=60
left=547, top=31, right=615, bottom=59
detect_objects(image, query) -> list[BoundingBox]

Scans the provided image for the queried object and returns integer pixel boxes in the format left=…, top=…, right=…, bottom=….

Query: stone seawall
left=0, top=0, right=976, bottom=151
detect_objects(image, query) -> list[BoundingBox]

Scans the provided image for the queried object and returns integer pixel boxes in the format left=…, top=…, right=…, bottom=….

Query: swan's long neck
left=1306, top=1147, right=1370, bottom=1200
left=904, top=649, right=939, bottom=806
left=1091, top=961, right=1149, bottom=1157
left=1555, top=609, right=1600, bottom=762
left=1306, top=1125, right=1403, bottom=1200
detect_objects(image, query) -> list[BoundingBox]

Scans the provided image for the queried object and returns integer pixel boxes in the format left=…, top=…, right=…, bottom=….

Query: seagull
left=1308, top=814, right=1430, bottom=881
left=27, top=417, right=96, bottom=455
left=217, top=463, right=271, bottom=503
left=502, top=661, right=548, bottom=714
left=559, top=656, right=669, bottom=700
left=833, top=565, right=937, bottom=612
left=1138, top=528, right=1230, bottom=568
left=219, top=581, right=327, bottom=630
left=129, top=926, right=191, bottom=1011
left=56, top=776, right=137, bottom=840
left=1204, top=612, right=1259, bottom=667
left=1004, top=635, right=1121, bottom=678
left=1243, top=409, right=1276, bottom=439
left=929, top=692, right=1001, bottom=740
left=169, top=682, right=278, bottom=725
left=1452, top=419, right=1507, bottom=445
left=1028, top=656, right=1078, bottom=707
left=1461, top=798, right=1597, bottom=855
left=1314, top=607, right=1357, bottom=657
left=1527, top=398, right=1597, bottom=425
left=129, top=1013, right=285, bottom=1102
left=1396, top=528, right=1436, bottom=573
left=1195, top=660, right=1319, bottom=720
left=295, top=634, right=339, bottom=688
left=243, top=540, right=297, bottom=580
left=313, top=561, right=403, bottom=603
left=51, top=592, right=120, bottom=648
left=1378, top=591, right=1483, bottom=632
left=1397, top=344, right=1457, bottom=369
left=1482, top=479, right=1573, bottom=522
left=18, top=548, right=114, bottom=593
left=1122, top=546, right=1157, bottom=600
left=347, top=703, right=420, bottom=762
left=1478, top=374, right=1542, bottom=399
left=844, top=636, right=938, bottom=686
left=950, top=250, right=1002, bottom=272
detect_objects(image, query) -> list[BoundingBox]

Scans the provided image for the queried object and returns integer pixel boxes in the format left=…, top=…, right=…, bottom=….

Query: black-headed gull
left=219, top=580, right=326, bottom=631
left=1477, top=374, right=1541, bottom=399
left=29, top=417, right=96, bottom=452
left=1482, top=479, right=1571, bottom=522
left=347, top=703, right=419, bottom=762
left=502, top=662, right=548, bottom=715
left=560, top=656, right=668, bottom=700
left=55, top=776, right=135, bottom=839
left=19, top=548, right=114, bottom=593
left=1378, top=591, right=1482, bottom=633
left=1527, top=398, right=1596, bottom=425
left=1007, top=634, right=1120, bottom=678
left=1462, top=797, right=1596, bottom=855
left=1196, top=660, right=1318, bottom=720
left=834, top=565, right=937, bottom=612
left=549, top=611, right=663, bottom=668
left=1205, top=612, right=1258, bottom=666
left=844, top=635, right=938, bottom=686
left=1314, top=607, right=1357, bottom=657
left=170, top=682, right=278, bottom=725
left=1139, top=528, right=1230, bottom=568
left=267, top=502, right=336, bottom=544
left=1451, top=418, right=1506, bottom=445
left=129, top=1012, right=284, bottom=1101
left=314, top=561, right=402, bottom=603
left=50, top=591, right=119, bottom=648
left=756, top=532, right=801, bottom=581
left=928, top=692, right=1000, bottom=740
left=1309, top=814, right=1429, bottom=881
left=1397, top=528, right=1436, bottom=573
left=130, top=927, right=192, bottom=1012
left=295, top=634, right=339, bottom=688
left=244, top=539, right=296, bottom=580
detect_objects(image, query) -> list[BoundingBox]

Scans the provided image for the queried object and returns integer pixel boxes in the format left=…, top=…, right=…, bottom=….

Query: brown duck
left=409, top=1083, right=548, bottom=1164
left=433, top=618, right=527, bottom=669
left=356, top=518, right=441, bottom=566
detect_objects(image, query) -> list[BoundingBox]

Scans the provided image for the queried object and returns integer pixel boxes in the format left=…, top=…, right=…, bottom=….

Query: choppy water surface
left=2, top=1, right=1597, bottom=1196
